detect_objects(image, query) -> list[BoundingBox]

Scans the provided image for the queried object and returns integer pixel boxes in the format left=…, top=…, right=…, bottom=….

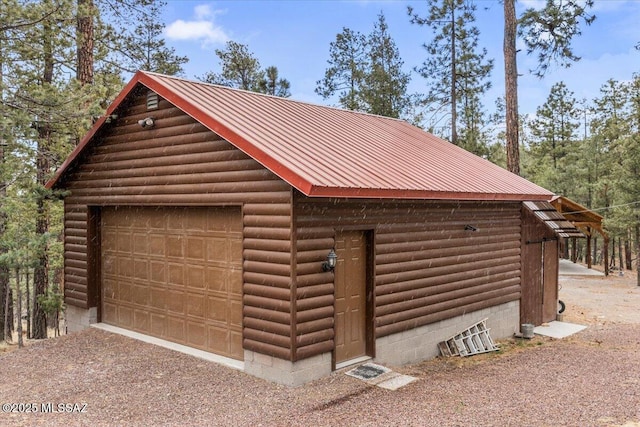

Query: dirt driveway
left=560, top=268, right=640, bottom=325
left=1, top=268, right=639, bottom=427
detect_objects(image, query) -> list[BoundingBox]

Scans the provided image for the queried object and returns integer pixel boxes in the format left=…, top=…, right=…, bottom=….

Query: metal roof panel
left=47, top=72, right=555, bottom=201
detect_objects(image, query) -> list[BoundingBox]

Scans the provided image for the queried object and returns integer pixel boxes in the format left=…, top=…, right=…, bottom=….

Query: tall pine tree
left=361, top=13, right=411, bottom=118
left=409, top=0, right=493, bottom=152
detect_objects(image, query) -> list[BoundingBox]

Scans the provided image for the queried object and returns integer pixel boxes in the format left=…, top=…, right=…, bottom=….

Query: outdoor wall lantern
left=322, top=248, right=338, bottom=272
left=137, top=117, right=155, bottom=128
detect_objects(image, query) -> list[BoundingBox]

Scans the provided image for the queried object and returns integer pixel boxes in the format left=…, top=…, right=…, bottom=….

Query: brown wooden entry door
left=101, top=206, right=244, bottom=360
left=334, top=230, right=368, bottom=364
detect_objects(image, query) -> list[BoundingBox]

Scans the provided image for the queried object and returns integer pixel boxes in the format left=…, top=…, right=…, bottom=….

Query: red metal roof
left=47, top=71, right=554, bottom=201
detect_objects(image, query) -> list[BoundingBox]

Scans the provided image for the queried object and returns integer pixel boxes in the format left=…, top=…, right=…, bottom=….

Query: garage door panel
left=131, top=283, right=149, bottom=306
left=147, top=211, right=165, bottom=230
left=150, top=313, right=165, bottom=336
left=207, top=238, right=229, bottom=263
left=133, top=259, right=149, bottom=280
left=230, top=300, right=243, bottom=327
left=102, top=206, right=244, bottom=360
left=187, top=293, right=206, bottom=318
left=166, top=235, right=184, bottom=258
left=230, top=330, right=243, bottom=357
left=167, top=316, right=185, bottom=341
left=118, top=306, right=134, bottom=328
left=186, top=215, right=206, bottom=232
left=168, top=263, right=184, bottom=286
left=149, top=235, right=165, bottom=256
left=117, top=233, right=132, bottom=253
left=103, top=302, right=117, bottom=324
left=207, top=295, right=228, bottom=323
left=186, top=265, right=205, bottom=288
left=150, top=287, right=167, bottom=310
left=134, top=309, right=150, bottom=331
left=118, top=281, right=133, bottom=302
left=208, top=326, right=230, bottom=354
left=229, top=269, right=242, bottom=296
left=166, top=289, right=185, bottom=314
left=118, top=258, right=134, bottom=278
left=186, top=237, right=205, bottom=260
left=187, top=321, right=206, bottom=347
left=133, top=233, right=149, bottom=255
left=150, top=261, right=165, bottom=283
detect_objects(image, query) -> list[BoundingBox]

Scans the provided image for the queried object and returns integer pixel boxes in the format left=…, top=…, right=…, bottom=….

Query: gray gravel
left=1, top=271, right=640, bottom=427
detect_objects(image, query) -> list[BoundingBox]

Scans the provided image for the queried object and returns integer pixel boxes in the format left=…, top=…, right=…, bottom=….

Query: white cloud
left=194, top=4, right=214, bottom=19
left=164, top=5, right=229, bottom=46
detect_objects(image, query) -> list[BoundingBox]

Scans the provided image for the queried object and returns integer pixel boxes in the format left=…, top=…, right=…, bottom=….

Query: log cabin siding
left=61, top=90, right=294, bottom=359
left=293, top=196, right=522, bottom=360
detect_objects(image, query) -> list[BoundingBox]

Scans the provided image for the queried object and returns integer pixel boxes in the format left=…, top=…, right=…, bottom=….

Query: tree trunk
left=3, top=282, right=11, bottom=343
left=32, top=167, right=50, bottom=339
left=604, top=236, right=609, bottom=276
left=26, top=269, right=31, bottom=339
left=450, top=5, right=457, bottom=145
left=625, top=237, right=632, bottom=270
left=504, top=0, right=520, bottom=175
left=611, top=237, right=616, bottom=269
left=77, top=0, right=94, bottom=85
left=32, top=13, right=55, bottom=340
left=16, top=268, right=23, bottom=348
left=618, top=238, right=624, bottom=272
left=636, top=224, right=640, bottom=286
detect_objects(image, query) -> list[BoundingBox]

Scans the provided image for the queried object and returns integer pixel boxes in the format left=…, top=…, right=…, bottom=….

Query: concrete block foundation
left=65, top=305, right=97, bottom=333
left=243, top=351, right=332, bottom=387
left=374, top=300, right=519, bottom=367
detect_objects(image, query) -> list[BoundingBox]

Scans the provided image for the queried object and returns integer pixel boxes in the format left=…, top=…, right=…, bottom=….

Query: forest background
left=0, top=0, right=638, bottom=344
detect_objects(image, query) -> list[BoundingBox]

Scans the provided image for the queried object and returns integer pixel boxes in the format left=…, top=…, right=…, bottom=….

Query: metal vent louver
left=146, top=91, right=159, bottom=110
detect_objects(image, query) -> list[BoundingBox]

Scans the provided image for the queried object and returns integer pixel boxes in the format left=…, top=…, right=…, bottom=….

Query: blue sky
left=161, top=0, right=640, bottom=124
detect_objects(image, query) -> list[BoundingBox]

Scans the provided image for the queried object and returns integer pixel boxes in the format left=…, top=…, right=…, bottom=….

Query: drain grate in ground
left=346, top=363, right=390, bottom=380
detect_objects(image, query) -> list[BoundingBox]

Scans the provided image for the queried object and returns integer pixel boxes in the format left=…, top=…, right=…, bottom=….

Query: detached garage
left=48, top=71, right=574, bottom=386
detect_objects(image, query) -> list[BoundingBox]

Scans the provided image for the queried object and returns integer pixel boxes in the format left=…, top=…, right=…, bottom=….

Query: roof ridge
left=141, top=70, right=407, bottom=123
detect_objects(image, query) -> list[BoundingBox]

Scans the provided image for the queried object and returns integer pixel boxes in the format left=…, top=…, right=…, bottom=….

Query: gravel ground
left=1, top=269, right=639, bottom=427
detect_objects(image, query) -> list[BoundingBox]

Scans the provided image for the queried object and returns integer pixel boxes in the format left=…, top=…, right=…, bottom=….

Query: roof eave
left=306, top=185, right=553, bottom=201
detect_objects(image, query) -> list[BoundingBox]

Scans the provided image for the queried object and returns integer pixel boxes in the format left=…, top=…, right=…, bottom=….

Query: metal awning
left=523, top=201, right=585, bottom=238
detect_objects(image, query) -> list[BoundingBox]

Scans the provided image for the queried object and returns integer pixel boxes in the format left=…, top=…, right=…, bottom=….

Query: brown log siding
left=61, top=89, right=294, bottom=359
left=293, top=196, right=522, bottom=360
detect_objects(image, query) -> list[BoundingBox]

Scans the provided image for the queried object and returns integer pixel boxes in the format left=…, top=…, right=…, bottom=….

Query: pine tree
left=201, top=41, right=291, bottom=97
left=119, top=0, right=188, bottom=75
left=258, top=66, right=291, bottom=97
left=362, top=13, right=411, bottom=118
left=316, top=28, right=368, bottom=111
left=504, top=0, right=595, bottom=174
left=608, top=74, right=640, bottom=285
left=409, top=0, right=493, bottom=153
left=201, top=41, right=264, bottom=90
left=526, top=82, right=580, bottom=195
left=318, top=15, right=412, bottom=119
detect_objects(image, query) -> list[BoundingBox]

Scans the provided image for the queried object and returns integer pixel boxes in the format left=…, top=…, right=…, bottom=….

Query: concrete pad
left=91, top=323, right=244, bottom=371
left=534, top=321, right=586, bottom=339
left=376, top=374, right=418, bottom=391
left=559, top=259, right=604, bottom=276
